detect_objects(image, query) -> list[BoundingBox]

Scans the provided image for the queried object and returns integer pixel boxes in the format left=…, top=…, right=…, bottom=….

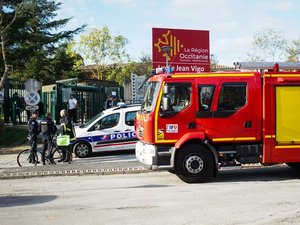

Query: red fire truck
left=135, top=62, right=300, bottom=183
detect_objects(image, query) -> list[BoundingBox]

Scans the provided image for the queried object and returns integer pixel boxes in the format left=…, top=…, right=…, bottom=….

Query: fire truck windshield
left=140, top=81, right=160, bottom=113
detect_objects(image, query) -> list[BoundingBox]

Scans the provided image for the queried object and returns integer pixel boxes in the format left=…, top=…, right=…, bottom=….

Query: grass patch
left=0, top=126, right=28, bottom=147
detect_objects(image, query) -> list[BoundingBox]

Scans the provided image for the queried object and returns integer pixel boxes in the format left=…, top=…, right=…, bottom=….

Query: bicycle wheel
left=52, top=148, right=73, bottom=164
left=51, top=148, right=63, bottom=164
left=17, top=150, right=38, bottom=167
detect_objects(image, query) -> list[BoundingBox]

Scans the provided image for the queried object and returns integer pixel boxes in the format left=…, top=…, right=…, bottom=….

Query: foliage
left=71, top=26, right=130, bottom=81
left=0, top=126, right=28, bottom=147
left=286, top=38, right=300, bottom=62
left=0, top=0, right=85, bottom=86
left=0, top=0, right=24, bottom=89
left=66, top=42, right=84, bottom=71
left=132, top=53, right=152, bottom=76
left=247, top=28, right=290, bottom=62
left=210, top=54, right=219, bottom=66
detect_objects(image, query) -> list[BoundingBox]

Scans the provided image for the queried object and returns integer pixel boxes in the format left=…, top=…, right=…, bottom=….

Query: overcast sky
left=56, top=0, right=300, bottom=66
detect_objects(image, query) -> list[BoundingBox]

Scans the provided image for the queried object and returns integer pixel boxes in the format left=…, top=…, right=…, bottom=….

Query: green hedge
left=0, top=126, right=28, bottom=147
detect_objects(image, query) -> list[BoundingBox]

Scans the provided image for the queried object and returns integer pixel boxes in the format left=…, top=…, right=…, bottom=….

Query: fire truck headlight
left=136, top=142, right=156, bottom=165
left=141, top=144, right=155, bottom=156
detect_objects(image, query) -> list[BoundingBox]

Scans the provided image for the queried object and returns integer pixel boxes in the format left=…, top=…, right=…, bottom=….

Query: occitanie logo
left=154, top=30, right=184, bottom=61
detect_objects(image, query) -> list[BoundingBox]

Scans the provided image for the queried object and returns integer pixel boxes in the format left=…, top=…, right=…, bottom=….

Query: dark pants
left=29, top=135, right=38, bottom=163
left=60, top=146, right=71, bottom=162
left=29, top=135, right=37, bottom=153
left=42, top=136, right=50, bottom=163
left=68, top=108, right=77, bottom=123
left=13, top=109, right=21, bottom=124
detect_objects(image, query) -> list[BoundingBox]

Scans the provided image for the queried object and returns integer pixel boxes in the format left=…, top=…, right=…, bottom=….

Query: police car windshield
left=140, top=81, right=160, bottom=113
left=79, top=112, right=104, bottom=128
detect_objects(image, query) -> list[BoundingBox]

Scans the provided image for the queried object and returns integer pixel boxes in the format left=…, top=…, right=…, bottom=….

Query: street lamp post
left=161, top=46, right=173, bottom=72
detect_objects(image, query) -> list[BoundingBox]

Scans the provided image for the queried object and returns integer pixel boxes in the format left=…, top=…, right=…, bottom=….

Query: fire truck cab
left=135, top=62, right=300, bottom=183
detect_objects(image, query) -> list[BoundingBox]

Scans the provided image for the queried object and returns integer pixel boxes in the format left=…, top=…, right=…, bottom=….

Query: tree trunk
left=0, top=111, right=5, bottom=145
left=0, top=66, right=10, bottom=90
left=0, top=1, right=24, bottom=90
left=0, top=36, right=11, bottom=90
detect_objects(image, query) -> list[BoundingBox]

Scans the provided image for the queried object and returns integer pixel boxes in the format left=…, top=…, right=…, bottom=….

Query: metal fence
left=2, top=78, right=124, bottom=125
left=2, top=79, right=28, bottom=124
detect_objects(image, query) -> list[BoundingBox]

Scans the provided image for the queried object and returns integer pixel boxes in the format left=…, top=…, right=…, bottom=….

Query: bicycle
left=17, top=135, right=72, bottom=167
left=50, top=135, right=73, bottom=164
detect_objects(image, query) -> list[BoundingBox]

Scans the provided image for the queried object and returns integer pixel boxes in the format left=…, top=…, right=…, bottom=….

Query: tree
left=10, top=43, right=84, bottom=84
left=0, top=0, right=24, bottom=89
left=104, top=53, right=153, bottom=84
left=71, top=26, right=129, bottom=81
left=286, top=38, right=300, bottom=62
left=132, top=53, right=152, bottom=76
left=247, top=28, right=287, bottom=62
left=0, top=0, right=85, bottom=85
left=210, top=54, right=219, bottom=71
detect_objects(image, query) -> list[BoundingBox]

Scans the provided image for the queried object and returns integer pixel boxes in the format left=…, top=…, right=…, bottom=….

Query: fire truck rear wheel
left=175, top=144, right=214, bottom=183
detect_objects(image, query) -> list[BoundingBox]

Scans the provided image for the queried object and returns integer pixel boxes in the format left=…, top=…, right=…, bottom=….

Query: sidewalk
left=0, top=145, right=150, bottom=180
left=0, top=125, right=151, bottom=179
left=0, top=157, right=149, bottom=180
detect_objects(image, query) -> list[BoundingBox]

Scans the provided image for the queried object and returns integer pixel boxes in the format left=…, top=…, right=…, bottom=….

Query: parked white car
left=72, top=104, right=140, bottom=158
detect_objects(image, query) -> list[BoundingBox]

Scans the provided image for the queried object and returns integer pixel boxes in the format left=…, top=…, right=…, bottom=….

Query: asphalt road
left=1, top=165, right=300, bottom=225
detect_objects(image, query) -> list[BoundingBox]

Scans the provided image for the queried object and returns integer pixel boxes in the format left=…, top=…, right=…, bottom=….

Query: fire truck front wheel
left=175, top=144, right=214, bottom=183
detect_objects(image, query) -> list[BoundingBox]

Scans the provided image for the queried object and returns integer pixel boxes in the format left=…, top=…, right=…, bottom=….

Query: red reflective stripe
left=95, top=141, right=136, bottom=148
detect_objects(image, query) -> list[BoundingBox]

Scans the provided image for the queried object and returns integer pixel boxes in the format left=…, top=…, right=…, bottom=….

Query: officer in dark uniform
left=28, top=111, right=40, bottom=163
left=12, top=92, right=22, bottom=124
left=40, top=112, right=57, bottom=165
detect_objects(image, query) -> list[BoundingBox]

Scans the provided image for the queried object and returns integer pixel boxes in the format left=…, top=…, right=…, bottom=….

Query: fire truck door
left=197, top=82, right=257, bottom=142
left=213, top=82, right=256, bottom=142
left=157, top=82, right=196, bottom=143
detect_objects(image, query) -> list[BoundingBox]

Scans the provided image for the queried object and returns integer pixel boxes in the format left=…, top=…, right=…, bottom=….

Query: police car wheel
left=74, top=142, right=91, bottom=158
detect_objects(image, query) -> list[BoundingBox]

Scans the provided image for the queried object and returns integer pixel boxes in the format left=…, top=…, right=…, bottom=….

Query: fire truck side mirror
left=162, top=96, right=170, bottom=112
left=163, top=85, right=170, bottom=94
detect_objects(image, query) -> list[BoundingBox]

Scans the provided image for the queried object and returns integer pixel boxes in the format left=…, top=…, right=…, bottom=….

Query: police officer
left=59, top=109, right=76, bottom=162
left=28, top=111, right=40, bottom=163
left=40, top=112, right=57, bottom=165
left=12, top=92, right=22, bottom=125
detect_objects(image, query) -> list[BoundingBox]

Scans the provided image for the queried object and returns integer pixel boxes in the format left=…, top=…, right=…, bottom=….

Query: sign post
left=24, top=79, right=41, bottom=115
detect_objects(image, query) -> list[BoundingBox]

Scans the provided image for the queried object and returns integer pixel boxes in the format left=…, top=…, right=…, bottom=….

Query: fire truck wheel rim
left=185, top=155, right=204, bottom=174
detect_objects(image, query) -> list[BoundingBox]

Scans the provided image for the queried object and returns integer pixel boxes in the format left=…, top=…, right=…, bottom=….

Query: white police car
left=72, top=104, right=140, bottom=158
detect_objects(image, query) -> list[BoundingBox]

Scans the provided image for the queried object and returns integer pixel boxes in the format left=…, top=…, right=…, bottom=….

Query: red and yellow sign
left=152, top=28, right=210, bottom=72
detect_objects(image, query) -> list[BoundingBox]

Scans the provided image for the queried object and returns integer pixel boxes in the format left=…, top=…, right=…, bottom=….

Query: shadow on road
left=217, top=165, right=300, bottom=183
left=89, top=149, right=134, bottom=158
left=0, top=195, right=57, bottom=207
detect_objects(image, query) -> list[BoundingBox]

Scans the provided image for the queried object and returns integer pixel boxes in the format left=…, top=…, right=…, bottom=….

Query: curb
left=0, top=166, right=151, bottom=180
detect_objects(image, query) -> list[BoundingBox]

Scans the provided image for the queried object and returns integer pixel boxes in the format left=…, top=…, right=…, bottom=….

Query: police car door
left=92, top=112, right=122, bottom=152
left=122, top=109, right=138, bottom=150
